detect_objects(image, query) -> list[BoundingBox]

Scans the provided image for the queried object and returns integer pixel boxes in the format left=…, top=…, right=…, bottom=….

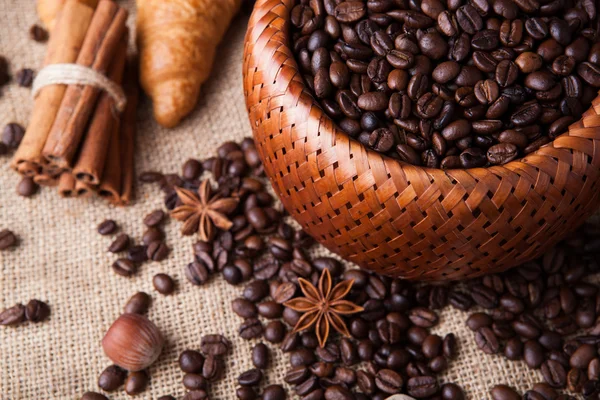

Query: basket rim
left=246, top=0, right=597, bottom=177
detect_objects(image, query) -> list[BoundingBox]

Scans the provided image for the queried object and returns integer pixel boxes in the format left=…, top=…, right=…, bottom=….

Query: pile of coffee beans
left=459, top=222, right=600, bottom=397
left=0, top=299, right=50, bottom=326
left=84, top=136, right=600, bottom=399
left=290, top=0, right=600, bottom=168
left=175, top=334, right=232, bottom=399
left=97, top=214, right=172, bottom=281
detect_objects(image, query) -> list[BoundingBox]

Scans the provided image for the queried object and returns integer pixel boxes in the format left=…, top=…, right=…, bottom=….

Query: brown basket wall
left=243, top=0, right=600, bottom=281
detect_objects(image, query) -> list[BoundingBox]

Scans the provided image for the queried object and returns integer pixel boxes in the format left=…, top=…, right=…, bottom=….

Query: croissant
left=137, top=0, right=242, bottom=128
left=37, top=0, right=99, bottom=31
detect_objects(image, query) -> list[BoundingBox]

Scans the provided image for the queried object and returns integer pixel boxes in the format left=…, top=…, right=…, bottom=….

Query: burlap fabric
left=0, top=1, right=560, bottom=399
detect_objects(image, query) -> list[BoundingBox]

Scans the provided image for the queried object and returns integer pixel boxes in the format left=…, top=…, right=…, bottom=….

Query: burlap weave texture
left=0, top=1, right=554, bottom=398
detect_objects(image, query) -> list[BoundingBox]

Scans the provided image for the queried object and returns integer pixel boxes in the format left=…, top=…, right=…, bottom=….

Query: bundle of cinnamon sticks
left=13, top=0, right=137, bottom=205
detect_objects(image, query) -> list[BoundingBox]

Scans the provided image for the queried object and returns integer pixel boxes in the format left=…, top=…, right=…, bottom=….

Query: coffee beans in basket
left=291, top=0, right=600, bottom=168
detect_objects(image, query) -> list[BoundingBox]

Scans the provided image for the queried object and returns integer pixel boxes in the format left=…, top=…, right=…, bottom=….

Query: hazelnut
left=102, top=313, right=164, bottom=371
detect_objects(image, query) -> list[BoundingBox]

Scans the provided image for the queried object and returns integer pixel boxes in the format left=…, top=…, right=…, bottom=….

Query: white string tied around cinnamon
left=32, top=63, right=127, bottom=112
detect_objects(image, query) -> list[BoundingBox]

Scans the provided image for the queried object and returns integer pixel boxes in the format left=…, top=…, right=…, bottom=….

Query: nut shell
left=102, top=313, right=164, bottom=371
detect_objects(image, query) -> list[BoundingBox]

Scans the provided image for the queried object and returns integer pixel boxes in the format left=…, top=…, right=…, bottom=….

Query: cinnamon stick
left=72, top=32, right=128, bottom=185
left=12, top=0, right=95, bottom=176
left=33, top=173, right=59, bottom=187
left=58, top=173, right=77, bottom=197
left=42, top=0, right=128, bottom=168
left=97, top=117, right=122, bottom=204
left=119, top=57, right=139, bottom=205
left=76, top=180, right=95, bottom=198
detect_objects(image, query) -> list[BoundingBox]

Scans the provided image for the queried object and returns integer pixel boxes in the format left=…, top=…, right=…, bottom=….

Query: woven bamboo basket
left=243, top=0, right=600, bottom=281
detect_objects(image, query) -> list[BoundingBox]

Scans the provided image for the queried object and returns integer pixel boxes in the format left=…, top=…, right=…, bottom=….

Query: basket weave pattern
left=243, top=0, right=600, bottom=281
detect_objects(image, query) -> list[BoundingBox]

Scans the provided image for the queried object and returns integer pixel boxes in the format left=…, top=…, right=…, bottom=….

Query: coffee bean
left=111, top=258, right=137, bottom=277
left=335, top=1, right=367, bottom=23
left=107, top=233, right=130, bottom=253
left=251, top=342, right=269, bottom=369
left=541, top=359, right=567, bottom=388
left=81, top=392, right=108, bottom=400
left=202, top=354, right=224, bottom=381
left=496, top=60, right=519, bottom=87
left=487, top=143, right=518, bottom=165
left=125, top=371, right=148, bottom=395
left=491, top=385, right=521, bottom=400
left=124, top=292, right=151, bottom=315
left=474, top=79, right=500, bottom=104
left=375, top=369, right=403, bottom=393
left=139, top=171, right=164, bottom=183
left=153, top=273, right=175, bottom=294
left=143, top=210, right=165, bottom=227
left=0, top=304, right=25, bottom=325
left=239, top=318, right=263, bottom=339
left=15, top=68, right=34, bottom=87
left=183, top=373, right=207, bottom=391
left=368, top=128, right=395, bottom=152
left=238, top=368, right=263, bottom=386
left=456, top=4, right=483, bottom=34
left=262, top=385, right=286, bottom=400
left=25, top=299, right=50, bottom=322
left=29, top=24, right=48, bottom=42
left=16, top=177, right=38, bottom=197
left=98, top=365, right=126, bottom=392
left=201, top=334, right=231, bottom=356
left=408, top=375, right=439, bottom=398
left=475, top=327, right=500, bottom=354
left=97, top=220, right=117, bottom=235
left=179, top=350, right=205, bottom=373
left=128, top=245, right=148, bottom=263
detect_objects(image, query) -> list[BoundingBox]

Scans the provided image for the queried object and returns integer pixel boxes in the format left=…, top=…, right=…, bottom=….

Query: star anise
left=171, top=180, right=239, bottom=241
left=284, top=268, right=364, bottom=348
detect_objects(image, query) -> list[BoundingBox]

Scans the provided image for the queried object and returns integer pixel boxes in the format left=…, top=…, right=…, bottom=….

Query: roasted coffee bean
left=183, top=373, right=207, bottom=391
left=0, top=229, right=17, bottom=250
left=238, top=368, right=263, bottom=386
left=179, top=350, right=204, bottom=373
left=542, top=359, right=567, bottom=388
left=375, top=369, right=403, bottom=394
left=124, top=371, right=148, bottom=395
left=496, top=60, right=519, bottom=87
left=409, top=307, right=439, bottom=327
left=487, top=143, right=518, bottom=165
left=97, top=219, right=117, bottom=235
left=152, top=273, right=175, bottom=294
left=25, top=299, right=49, bottom=322
left=29, top=24, right=48, bottom=42
left=202, top=355, right=224, bottom=381
left=262, top=385, right=286, bottom=400
left=0, top=304, right=26, bottom=325
left=368, top=128, right=395, bottom=152
left=124, top=292, right=151, bottom=315
left=127, top=245, right=148, bottom=263
left=81, top=392, right=108, bottom=400
left=15, top=68, right=34, bottom=87
left=111, top=259, right=137, bottom=277
left=98, top=365, right=127, bottom=392
left=147, top=241, right=169, bottom=261
left=408, top=375, right=439, bottom=398
left=186, top=261, right=209, bottom=285
left=16, top=177, right=38, bottom=198
left=491, top=385, right=520, bottom=400
left=108, top=233, right=130, bottom=253
left=143, top=210, right=165, bottom=227
left=239, top=318, right=264, bottom=339
left=475, top=327, right=500, bottom=354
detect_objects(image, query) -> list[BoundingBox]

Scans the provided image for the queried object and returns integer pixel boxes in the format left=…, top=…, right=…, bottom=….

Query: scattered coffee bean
left=24, top=299, right=50, bottom=322
left=29, top=24, right=48, bottom=42
left=147, top=241, right=170, bottom=261
left=108, top=233, right=130, bottom=253
left=179, top=350, right=205, bottom=373
left=97, top=365, right=126, bottom=392
left=143, top=209, right=165, bottom=227
left=0, top=304, right=25, bottom=326
left=81, top=392, right=108, bottom=400
left=123, top=292, right=151, bottom=315
left=15, top=67, right=34, bottom=88
left=0, top=229, right=17, bottom=250
left=16, top=177, right=38, bottom=197
left=111, top=258, right=137, bottom=277
left=252, top=342, right=269, bottom=369
left=97, top=220, right=117, bottom=235
left=125, top=370, right=148, bottom=395
left=153, top=273, right=175, bottom=295
left=2, top=123, right=24, bottom=148
left=201, top=334, right=231, bottom=356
